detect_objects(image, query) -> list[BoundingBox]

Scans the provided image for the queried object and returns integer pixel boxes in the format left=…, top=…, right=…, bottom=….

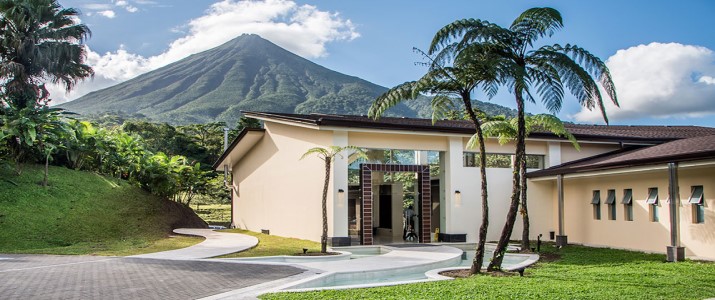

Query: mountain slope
left=61, top=34, right=515, bottom=124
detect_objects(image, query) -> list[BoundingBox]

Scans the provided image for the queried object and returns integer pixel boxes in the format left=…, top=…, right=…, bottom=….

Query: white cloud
left=573, top=42, right=715, bottom=123
left=50, top=0, right=359, bottom=104
left=115, top=0, right=139, bottom=13
left=97, top=10, right=116, bottom=18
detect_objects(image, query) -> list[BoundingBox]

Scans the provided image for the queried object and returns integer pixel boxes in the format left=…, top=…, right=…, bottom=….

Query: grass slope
left=0, top=164, right=202, bottom=255
left=262, top=244, right=715, bottom=300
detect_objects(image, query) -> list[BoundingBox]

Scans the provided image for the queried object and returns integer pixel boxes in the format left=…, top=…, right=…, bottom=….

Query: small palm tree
left=430, top=7, right=617, bottom=270
left=481, top=114, right=578, bottom=251
left=0, top=0, right=93, bottom=109
left=301, top=146, right=367, bottom=253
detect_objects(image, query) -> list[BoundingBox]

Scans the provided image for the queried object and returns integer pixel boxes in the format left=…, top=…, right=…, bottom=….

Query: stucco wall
left=232, top=121, right=332, bottom=242
left=558, top=163, right=715, bottom=260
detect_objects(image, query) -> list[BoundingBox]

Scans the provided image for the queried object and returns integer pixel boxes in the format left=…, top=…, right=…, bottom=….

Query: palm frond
left=528, top=114, right=580, bottom=150
left=368, top=81, right=418, bottom=119
left=481, top=120, right=517, bottom=145
left=430, top=95, right=457, bottom=124
left=510, top=7, right=563, bottom=48
left=531, top=47, right=609, bottom=123
left=301, top=147, right=329, bottom=161
left=552, top=44, right=618, bottom=107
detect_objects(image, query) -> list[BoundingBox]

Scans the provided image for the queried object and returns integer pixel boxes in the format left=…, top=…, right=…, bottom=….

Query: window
left=647, top=188, right=659, bottom=222
left=592, top=190, right=601, bottom=220
left=463, top=153, right=512, bottom=168
left=622, top=189, right=633, bottom=221
left=689, top=186, right=705, bottom=224
left=606, top=189, right=616, bottom=220
left=525, top=155, right=545, bottom=169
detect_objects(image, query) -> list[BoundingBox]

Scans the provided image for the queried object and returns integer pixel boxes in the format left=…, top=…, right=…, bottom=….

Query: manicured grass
left=261, top=244, right=715, bottom=299
left=4, top=235, right=205, bottom=256
left=194, top=203, right=231, bottom=226
left=0, top=164, right=202, bottom=255
left=216, top=229, right=320, bottom=258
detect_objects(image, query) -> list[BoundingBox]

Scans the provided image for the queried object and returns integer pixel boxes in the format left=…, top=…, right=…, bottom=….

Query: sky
left=56, top=0, right=715, bottom=126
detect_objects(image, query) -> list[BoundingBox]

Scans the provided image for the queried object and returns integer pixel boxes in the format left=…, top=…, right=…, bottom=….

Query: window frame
left=622, top=189, right=634, bottom=221
left=647, top=188, right=659, bottom=222
left=592, top=190, right=601, bottom=220
left=689, top=186, right=704, bottom=204
left=606, top=189, right=616, bottom=220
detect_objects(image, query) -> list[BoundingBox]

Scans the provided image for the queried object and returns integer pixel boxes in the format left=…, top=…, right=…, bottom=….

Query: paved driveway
left=0, top=254, right=302, bottom=299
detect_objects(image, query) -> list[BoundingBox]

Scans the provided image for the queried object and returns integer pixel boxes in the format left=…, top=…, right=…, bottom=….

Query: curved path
left=130, top=228, right=258, bottom=260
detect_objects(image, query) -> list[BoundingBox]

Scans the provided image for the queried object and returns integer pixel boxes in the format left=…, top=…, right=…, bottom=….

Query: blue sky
left=59, top=0, right=715, bottom=126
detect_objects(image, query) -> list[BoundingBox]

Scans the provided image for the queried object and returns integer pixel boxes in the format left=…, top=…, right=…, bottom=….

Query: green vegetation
left=0, top=164, right=202, bottom=255
left=217, top=229, right=320, bottom=258
left=423, top=7, right=618, bottom=271
left=262, top=245, right=715, bottom=300
left=194, top=203, right=231, bottom=227
left=59, top=34, right=517, bottom=125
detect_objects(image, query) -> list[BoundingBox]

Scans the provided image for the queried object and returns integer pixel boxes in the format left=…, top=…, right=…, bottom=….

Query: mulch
left=292, top=252, right=341, bottom=256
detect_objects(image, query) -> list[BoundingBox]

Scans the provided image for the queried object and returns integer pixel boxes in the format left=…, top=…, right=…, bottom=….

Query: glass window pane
left=646, top=188, right=658, bottom=205
left=696, top=204, right=705, bottom=223
left=591, top=190, right=601, bottom=204
left=486, top=154, right=512, bottom=168
left=606, top=190, right=616, bottom=204
left=525, top=155, right=544, bottom=169
left=621, top=189, right=633, bottom=204
left=689, top=186, right=704, bottom=204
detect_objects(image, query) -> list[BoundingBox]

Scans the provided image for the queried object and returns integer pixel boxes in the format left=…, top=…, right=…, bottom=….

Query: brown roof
left=528, top=134, right=715, bottom=177
left=244, top=111, right=715, bottom=144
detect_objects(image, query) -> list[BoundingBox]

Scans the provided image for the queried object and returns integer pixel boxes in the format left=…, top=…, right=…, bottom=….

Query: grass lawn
left=193, top=203, right=231, bottom=227
left=261, top=244, right=715, bottom=299
left=216, top=229, right=320, bottom=258
left=0, top=164, right=203, bottom=256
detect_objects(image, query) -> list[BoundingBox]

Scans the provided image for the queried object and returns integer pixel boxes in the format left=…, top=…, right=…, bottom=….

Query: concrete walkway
left=130, top=228, right=258, bottom=260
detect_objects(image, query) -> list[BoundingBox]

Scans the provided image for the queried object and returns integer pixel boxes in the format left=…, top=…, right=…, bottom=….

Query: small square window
left=689, top=186, right=704, bottom=204
left=646, top=188, right=658, bottom=205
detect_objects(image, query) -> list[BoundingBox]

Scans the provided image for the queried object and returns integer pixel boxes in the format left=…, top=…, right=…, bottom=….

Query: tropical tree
left=482, top=114, right=579, bottom=251
left=0, top=105, right=65, bottom=176
left=369, top=45, right=504, bottom=273
left=429, top=7, right=617, bottom=270
left=0, top=0, right=93, bottom=109
left=301, top=146, right=367, bottom=253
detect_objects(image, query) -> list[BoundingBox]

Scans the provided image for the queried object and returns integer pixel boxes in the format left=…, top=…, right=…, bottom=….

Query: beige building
left=215, top=111, right=715, bottom=260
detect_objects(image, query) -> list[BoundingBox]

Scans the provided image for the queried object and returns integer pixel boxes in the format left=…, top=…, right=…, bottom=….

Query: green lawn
left=216, top=229, right=320, bottom=258
left=0, top=164, right=203, bottom=255
left=262, top=244, right=715, bottom=300
left=194, top=203, right=231, bottom=227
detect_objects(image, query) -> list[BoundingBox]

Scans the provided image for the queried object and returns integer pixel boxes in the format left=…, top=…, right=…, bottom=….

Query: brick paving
left=0, top=254, right=302, bottom=300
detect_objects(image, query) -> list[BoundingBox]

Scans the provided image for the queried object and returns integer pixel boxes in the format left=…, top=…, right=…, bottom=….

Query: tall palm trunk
left=488, top=90, right=525, bottom=271
left=321, top=159, right=331, bottom=253
left=464, top=97, right=489, bottom=274
left=520, top=156, right=530, bottom=252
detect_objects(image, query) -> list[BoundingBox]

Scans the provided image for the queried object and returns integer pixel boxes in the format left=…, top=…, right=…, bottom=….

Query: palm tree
left=369, top=45, right=503, bottom=273
left=301, top=146, right=367, bottom=253
left=482, top=114, right=579, bottom=251
left=0, top=0, right=93, bottom=109
left=429, top=7, right=617, bottom=271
